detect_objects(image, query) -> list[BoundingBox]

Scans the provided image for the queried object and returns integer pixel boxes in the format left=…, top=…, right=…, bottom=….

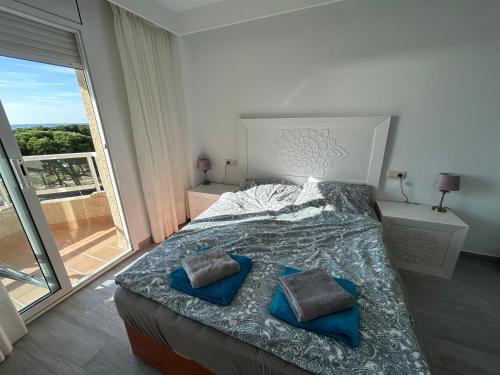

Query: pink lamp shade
left=197, top=158, right=211, bottom=172
left=434, top=173, right=460, bottom=192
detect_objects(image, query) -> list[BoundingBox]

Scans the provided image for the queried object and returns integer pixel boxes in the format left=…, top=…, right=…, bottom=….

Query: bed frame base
left=125, top=324, right=215, bottom=375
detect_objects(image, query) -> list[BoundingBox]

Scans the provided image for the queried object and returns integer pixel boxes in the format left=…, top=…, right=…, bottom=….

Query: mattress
left=115, top=286, right=310, bottom=375
left=115, top=181, right=430, bottom=374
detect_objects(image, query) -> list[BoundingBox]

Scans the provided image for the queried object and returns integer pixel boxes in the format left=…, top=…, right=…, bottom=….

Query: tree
left=13, top=125, right=94, bottom=155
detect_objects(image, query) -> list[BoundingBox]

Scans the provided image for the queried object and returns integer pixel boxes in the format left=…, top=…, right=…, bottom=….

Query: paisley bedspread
left=115, top=190, right=429, bottom=375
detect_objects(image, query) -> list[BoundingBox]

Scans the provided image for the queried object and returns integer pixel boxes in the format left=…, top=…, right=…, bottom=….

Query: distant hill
left=11, top=123, right=89, bottom=129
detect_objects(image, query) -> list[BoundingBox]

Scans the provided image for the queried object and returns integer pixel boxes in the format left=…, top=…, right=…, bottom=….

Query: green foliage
left=13, top=124, right=94, bottom=156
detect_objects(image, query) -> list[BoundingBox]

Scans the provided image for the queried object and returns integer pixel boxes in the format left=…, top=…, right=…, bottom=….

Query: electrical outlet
left=387, top=170, right=407, bottom=179
left=226, top=159, right=237, bottom=167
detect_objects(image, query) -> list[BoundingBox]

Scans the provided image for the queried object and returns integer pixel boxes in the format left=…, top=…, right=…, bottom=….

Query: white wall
left=179, top=0, right=500, bottom=256
left=175, top=0, right=343, bottom=35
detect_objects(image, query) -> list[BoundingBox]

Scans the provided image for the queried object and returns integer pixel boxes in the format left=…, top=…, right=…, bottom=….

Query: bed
left=114, top=116, right=431, bottom=375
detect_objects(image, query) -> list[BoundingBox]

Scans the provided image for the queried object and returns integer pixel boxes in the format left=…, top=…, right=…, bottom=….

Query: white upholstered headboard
left=239, top=116, right=391, bottom=189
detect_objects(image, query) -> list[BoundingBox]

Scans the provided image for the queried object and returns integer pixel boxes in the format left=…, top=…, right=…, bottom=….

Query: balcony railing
left=0, top=152, right=102, bottom=207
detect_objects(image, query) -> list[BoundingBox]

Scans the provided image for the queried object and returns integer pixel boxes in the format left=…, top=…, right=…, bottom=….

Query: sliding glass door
left=0, top=102, right=71, bottom=317
left=0, top=8, right=132, bottom=319
left=0, top=54, right=131, bottom=287
left=0, top=57, right=133, bottom=319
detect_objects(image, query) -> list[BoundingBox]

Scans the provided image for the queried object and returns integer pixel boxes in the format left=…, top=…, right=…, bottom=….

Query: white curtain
left=0, top=282, right=27, bottom=362
left=111, top=5, right=189, bottom=243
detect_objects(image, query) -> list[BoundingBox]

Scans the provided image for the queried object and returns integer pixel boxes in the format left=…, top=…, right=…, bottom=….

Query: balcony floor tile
left=0, top=219, right=130, bottom=310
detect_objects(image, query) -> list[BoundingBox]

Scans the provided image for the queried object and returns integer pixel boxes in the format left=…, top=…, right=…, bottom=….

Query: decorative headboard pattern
left=239, top=116, right=391, bottom=188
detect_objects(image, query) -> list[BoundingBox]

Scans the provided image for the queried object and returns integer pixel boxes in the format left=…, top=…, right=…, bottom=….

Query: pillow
left=239, top=178, right=302, bottom=210
left=239, top=178, right=297, bottom=191
left=294, top=181, right=372, bottom=215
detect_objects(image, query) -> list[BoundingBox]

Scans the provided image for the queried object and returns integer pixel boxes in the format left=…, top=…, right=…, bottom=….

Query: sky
left=0, top=56, right=87, bottom=125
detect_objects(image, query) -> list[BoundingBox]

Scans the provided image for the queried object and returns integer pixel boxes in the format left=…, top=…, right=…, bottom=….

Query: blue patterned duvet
left=116, top=188, right=429, bottom=374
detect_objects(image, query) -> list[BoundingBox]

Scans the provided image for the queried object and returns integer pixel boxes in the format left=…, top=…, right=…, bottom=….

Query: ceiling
left=155, top=0, right=224, bottom=13
left=110, top=0, right=343, bottom=35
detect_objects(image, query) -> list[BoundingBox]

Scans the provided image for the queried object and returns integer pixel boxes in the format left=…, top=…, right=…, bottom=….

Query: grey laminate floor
left=1, top=252, right=499, bottom=375
left=400, top=253, right=500, bottom=375
left=0, top=249, right=162, bottom=375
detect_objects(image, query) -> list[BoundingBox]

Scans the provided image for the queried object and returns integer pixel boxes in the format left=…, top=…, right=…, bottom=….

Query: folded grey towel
left=182, top=249, right=240, bottom=288
left=278, top=268, right=354, bottom=322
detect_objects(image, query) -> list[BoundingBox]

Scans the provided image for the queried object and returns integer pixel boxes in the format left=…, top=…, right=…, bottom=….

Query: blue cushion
left=169, top=254, right=252, bottom=306
left=269, top=266, right=360, bottom=347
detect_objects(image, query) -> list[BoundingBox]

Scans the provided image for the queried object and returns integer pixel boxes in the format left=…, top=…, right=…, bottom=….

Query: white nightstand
left=188, top=183, right=239, bottom=219
left=376, top=200, right=469, bottom=278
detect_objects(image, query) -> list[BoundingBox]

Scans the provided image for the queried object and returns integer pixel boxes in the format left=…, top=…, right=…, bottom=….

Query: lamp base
left=432, top=190, right=449, bottom=213
left=432, top=205, right=447, bottom=213
left=202, top=171, right=211, bottom=185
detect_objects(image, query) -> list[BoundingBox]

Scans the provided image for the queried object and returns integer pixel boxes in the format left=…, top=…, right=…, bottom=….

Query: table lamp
left=198, top=158, right=211, bottom=185
left=432, top=173, right=460, bottom=213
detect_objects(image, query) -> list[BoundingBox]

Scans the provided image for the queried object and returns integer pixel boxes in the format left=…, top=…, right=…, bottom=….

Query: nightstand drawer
left=189, top=191, right=219, bottom=200
left=189, top=196, right=217, bottom=219
left=387, top=225, right=451, bottom=267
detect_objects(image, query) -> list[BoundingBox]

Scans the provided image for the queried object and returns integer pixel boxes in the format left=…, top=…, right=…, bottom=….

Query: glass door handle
left=10, top=157, right=32, bottom=190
